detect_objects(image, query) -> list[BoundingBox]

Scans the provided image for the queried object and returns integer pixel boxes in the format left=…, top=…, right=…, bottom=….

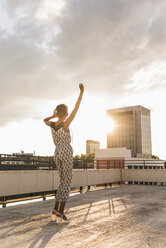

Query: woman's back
left=51, top=122, right=71, bottom=147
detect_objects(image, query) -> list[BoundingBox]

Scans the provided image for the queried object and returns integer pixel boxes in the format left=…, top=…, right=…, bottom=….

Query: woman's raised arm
left=64, top=84, right=84, bottom=129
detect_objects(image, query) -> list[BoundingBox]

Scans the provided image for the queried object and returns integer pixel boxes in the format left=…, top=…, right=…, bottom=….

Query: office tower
left=107, top=105, right=152, bottom=158
left=86, top=140, right=100, bottom=155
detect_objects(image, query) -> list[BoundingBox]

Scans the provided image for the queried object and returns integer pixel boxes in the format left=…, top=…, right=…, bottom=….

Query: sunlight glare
left=104, top=116, right=116, bottom=134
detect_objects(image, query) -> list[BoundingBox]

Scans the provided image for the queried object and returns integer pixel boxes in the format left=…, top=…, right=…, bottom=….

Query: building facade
left=86, top=140, right=100, bottom=155
left=95, top=148, right=164, bottom=169
left=107, top=105, right=152, bottom=158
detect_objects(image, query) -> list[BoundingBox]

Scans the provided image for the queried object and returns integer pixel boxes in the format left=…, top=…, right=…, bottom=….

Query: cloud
left=0, top=0, right=166, bottom=126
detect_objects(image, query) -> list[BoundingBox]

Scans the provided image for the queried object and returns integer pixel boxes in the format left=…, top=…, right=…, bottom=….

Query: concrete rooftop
left=0, top=185, right=166, bottom=248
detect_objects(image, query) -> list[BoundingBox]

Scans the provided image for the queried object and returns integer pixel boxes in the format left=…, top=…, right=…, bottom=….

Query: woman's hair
left=56, top=104, right=68, bottom=117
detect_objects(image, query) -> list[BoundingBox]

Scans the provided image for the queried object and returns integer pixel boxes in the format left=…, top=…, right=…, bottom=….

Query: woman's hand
left=79, top=83, right=84, bottom=93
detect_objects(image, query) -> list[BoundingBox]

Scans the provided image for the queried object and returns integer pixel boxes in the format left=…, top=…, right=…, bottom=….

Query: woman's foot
left=52, top=210, right=59, bottom=215
left=61, top=214, right=68, bottom=221
left=52, top=210, right=68, bottom=221
left=51, top=210, right=57, bottom=221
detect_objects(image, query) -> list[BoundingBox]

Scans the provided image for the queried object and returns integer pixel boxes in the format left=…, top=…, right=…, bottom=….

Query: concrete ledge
left=1, top=169, right=166, bottom=197
left=0, top=169, right=121, bottom=197
left=122, top=169, right=166, bottom=182
left=0, top=170, right=55, bottom=196
left=87, top=170, right=120, bottom=185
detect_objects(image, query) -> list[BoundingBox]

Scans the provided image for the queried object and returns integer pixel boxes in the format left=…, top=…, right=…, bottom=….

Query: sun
left=105, top=116, right=116, bottom=134
left=94, top=113, right=116, bottom=149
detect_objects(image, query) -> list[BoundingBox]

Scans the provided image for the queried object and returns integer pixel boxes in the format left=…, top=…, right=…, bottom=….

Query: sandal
left=52, top=210, right=59, bottom=216
left=52, top=210, right=68, bottom=221
left=51, top=210, right=57, bottom=221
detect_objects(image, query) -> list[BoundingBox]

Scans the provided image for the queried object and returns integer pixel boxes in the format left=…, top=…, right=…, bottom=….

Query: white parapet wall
left=0, top=170, right=58, bottom=196
left=1, top=169, right=166, bottom=198
left=0, top=169, right=121, bottom=197
left=122, top=169, right=166, bottom=183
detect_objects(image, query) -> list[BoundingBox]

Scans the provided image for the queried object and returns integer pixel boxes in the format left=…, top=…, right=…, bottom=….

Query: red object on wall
left=96, top=159, right=124, bottom=169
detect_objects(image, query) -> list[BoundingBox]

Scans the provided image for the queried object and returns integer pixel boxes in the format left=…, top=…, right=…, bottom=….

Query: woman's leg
left=54, top=200, right=60, bottom=211
left=55, top=147, right=73, bottom=220
left=59, top=156, right=73, bottom=215
left=54, top=158, right=64, bottom=209
left=59, top=201, right=66, bottom=215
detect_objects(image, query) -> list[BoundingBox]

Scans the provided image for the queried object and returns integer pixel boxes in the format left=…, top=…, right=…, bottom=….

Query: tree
left=152, top=155, right=160, bottom=159
left=86, top=153, right=95, bottom=160
left=73, top=153, right=95, bottom=161
left=73, top=154, right=80, bottom=160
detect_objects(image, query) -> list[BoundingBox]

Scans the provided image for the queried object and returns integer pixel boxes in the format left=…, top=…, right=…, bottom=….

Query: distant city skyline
left=0, top=1, right=166, bottom=159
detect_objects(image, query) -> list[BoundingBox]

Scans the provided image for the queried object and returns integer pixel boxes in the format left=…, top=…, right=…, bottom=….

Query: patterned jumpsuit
left=51, top=122, right=73, bottom=202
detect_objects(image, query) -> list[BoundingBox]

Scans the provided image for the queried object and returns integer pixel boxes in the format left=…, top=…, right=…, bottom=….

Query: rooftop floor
left=0, top=185, right=166, bottom=248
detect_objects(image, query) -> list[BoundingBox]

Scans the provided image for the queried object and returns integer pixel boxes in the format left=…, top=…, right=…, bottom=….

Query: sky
left=0, top=0, right=166, bottom=159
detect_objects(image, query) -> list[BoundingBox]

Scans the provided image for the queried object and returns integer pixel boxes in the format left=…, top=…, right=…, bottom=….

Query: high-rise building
left=86, top=140, right=100, bottom=155
left=107, top=105, right=152, bottom=158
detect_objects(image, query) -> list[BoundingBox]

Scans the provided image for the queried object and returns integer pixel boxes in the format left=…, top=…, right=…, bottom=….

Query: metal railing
left=0, top=154, right=56, bottom=170
left=0, top=154, right=94, bottom=170
left=0, top=154, right=165, bottom=170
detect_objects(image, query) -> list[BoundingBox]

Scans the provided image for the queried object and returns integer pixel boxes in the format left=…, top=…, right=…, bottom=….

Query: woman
left=43, top=83, right=84, bottom=222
